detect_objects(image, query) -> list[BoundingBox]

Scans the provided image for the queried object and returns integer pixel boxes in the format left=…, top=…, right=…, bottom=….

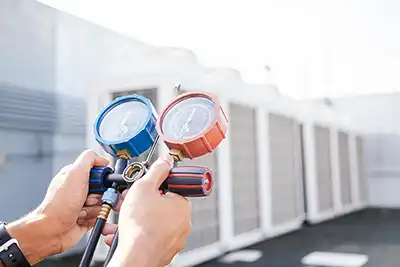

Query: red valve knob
left=165, top=166, right=212, bottom=197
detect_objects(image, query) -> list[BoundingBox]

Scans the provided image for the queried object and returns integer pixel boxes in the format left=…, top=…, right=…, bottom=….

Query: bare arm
left=1, top=214, right=59, bottom=266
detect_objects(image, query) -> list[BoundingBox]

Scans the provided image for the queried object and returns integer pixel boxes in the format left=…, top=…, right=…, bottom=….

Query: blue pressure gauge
left=94, top=95, right=158, bottom=159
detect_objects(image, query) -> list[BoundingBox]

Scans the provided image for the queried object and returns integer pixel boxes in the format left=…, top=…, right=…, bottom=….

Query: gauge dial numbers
left=157, top=92, right=228, bottom=159
left=94, top=95, right=158, bottom=159
left=99, top=101, right=149, bottom=142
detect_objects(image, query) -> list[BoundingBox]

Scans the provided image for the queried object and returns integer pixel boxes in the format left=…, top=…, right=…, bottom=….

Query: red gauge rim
left=157, top=91, right=228, bottom=159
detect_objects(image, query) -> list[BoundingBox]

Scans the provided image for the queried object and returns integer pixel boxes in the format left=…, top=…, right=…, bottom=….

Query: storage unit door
left=230, top=103, right=260, bottom=235
left=181, top=152, right=219, bottom=251
left=338, top=131, right=352, bottom=206
left=356, top=136, right=367, bottom=203
left=269, top=114, right=304, bottom=225
left=314, top=126, right=334, bottom=213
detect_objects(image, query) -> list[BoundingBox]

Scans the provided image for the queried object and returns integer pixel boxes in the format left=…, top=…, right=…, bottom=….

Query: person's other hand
left=105, top=155, right=192, bottom=267
left=7, top=150, right=109, bottom=264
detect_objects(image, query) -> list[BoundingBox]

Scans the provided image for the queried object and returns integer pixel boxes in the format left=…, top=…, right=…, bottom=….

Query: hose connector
left=101, top=187, right=119, bottom=207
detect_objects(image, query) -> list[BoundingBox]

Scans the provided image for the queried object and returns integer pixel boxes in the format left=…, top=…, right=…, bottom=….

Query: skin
left=0, top=150, right=191, bottom=267
left=105, top=155, right=192, bottom=267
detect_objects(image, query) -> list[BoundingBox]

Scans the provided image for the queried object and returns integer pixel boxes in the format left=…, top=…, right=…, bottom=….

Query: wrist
left=108, top=234, right=163, bottom=267
left=5, top=213, right=60, bottom=265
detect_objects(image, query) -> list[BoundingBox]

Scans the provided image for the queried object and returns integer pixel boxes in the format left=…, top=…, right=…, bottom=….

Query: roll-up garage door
left=269, top=114, right=304, bottom=225
left=230, top=103, right=260, bottom=235
left=338, top=131, right=352, bottom=206
left=356, top=136, right=367, bottom=203
left=314, top=126, right=334, bottom=213
left=181, top=151, right=219, bottom=251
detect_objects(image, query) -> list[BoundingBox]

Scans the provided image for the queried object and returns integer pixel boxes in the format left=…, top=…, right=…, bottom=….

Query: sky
left=38, top=0, right=400, bottom=99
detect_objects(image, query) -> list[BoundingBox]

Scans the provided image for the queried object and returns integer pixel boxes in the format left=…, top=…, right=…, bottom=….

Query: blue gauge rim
left=94, top=95, right=154, bottom=146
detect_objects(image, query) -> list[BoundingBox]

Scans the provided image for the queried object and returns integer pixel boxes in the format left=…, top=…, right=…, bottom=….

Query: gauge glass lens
left=99, top=101, right=148, bottom=142
left=161, top=96, right=215, bottom=141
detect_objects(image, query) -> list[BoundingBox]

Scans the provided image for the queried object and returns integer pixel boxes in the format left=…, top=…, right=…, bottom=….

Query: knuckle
left=83, top=149, right=96, bottom=156
left=151, top=159, right=171, bottom=173
left=80, top=149, right=98, bottom=162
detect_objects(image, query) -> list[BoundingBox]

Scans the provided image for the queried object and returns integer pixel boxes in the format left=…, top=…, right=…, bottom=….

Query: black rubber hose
left=103, top=229, right=119, bottom=266
left=79, top=218, right=107, bottom=267
left=102, top=159, right=127, bottom=266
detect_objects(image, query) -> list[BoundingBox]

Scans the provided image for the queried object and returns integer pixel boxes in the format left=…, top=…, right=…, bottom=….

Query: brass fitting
left=169, top=149, right=185, bottom=162
left=116, top=149, right=131, bottom=160
left=98, top=204, right=112, bottom=220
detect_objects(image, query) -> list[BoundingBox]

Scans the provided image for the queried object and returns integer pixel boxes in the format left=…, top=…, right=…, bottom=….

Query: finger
left=102, top=223, right=118, bottom=236
left=104, top=234, right=115, bottom=246
left=164, top=191, right=190, bottom=203
left=73, top=149, right=109, bottom=172
left=77, top=218, right=96, bottom=228
left=164, top=192, right=192, bottom=214
left=113, top=190, right=128, bottom=212
left=140, top=155, right=174, bottom=189
left=79, top=206, right=102, bottom=220
left=86, top=194, right=101, bottom=206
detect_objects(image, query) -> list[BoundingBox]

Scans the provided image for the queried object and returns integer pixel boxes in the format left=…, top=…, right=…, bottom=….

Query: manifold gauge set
left=79, top=85, right=228, bottom=267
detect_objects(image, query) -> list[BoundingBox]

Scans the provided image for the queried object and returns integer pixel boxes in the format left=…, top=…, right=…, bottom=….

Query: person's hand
left=6, top=150, right=109, bottom=265
left=105, top=155, right=192, bottom=267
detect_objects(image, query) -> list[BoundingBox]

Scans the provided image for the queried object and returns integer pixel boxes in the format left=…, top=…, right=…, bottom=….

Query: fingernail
left=86, top=197, right=99, bottom=206
left=79, top=210, right=87, bottom=218
left=160, top=155, right=174, bottom=167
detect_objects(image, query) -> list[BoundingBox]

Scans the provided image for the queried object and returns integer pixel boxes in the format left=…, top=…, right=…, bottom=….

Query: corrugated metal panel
left=0, top=84, right=85, bottom=134
left=315, top=125, right=334, bottom=213
left=356, top=136, right=367, bottom=203
left=338, top=132, right=352, bottom=206
left=270, top=114, right=303, bottom=225
left=182, top=151, right=219, bottom=251
left=230, top=103, right=260, bottom=235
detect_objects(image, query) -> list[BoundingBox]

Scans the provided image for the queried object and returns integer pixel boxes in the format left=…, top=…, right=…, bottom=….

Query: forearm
left=4, top=214, right=59, bottom=265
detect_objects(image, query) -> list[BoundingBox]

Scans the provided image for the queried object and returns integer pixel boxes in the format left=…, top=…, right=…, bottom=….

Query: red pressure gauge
left=157, top=92, right=228, bottom=159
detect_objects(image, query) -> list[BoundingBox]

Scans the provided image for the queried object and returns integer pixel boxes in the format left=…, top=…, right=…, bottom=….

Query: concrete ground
left=37, top=208, right=400, bottom=267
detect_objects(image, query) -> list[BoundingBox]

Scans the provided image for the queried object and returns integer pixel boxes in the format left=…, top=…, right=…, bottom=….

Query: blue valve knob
left=89, top=166, right=113, bottom=194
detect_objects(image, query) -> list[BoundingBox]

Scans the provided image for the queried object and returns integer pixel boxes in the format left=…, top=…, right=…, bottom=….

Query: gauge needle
left=178, top=108, right=196, bottom=140
left=117, top=113, right=131, bottom=137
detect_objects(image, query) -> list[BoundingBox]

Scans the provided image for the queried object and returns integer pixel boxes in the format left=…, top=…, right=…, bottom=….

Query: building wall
left=0, top=0, right=157, bottom=255
left=0, top=0, right=57, bottom=223
left=329, top=93, right=400, bottom=208
left=0, top=0, right=56, bottom=91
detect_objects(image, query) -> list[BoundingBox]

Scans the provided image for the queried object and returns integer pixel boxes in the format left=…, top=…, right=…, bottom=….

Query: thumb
left=140, top=154, right=174, bottom=189
left=73, top=149, right=109, bottom=172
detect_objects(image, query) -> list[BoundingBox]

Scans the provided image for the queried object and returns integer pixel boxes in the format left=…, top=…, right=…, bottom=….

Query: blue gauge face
left=99, top=101, right=149, bottom=142
left=161, top=96, right=216, bottom=141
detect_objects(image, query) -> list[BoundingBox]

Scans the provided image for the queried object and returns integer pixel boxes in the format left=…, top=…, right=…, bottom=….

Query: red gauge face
left=157, top=92, right=228, bottom=159
left=161, top=96, right=216, bottom=141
